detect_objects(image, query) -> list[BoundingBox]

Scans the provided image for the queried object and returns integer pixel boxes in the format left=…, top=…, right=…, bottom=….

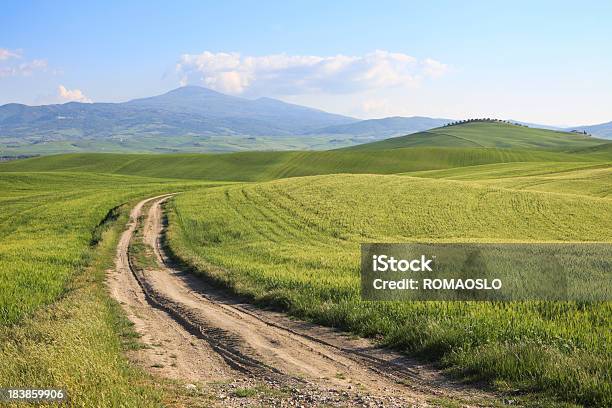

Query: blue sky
left=1, top=0, right=611, bottom=125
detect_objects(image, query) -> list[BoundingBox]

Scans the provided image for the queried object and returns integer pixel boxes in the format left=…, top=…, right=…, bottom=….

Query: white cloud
left=0, top=58, right=47, bottom=77
left=0, top=48, right=21, bottom=60
left=176, top=50, right=448, bottom=96
left=18, top=59, right=47, bottom=75
left=422, top=58, right=449, bottom=78
left=58, top=85, right=92, bottom=103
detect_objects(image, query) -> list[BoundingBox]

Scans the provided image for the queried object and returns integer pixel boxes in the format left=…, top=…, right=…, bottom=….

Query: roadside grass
left=0, top=172, right=211, bottom=325
left=129, top=215, right=159, bottom=271
left=0, top=204, right=165, bottom=406
left=232, top=387, right=258, bottom=398
left=167, top=172, right=612, bottom=407
left=0, top=172, right=220, bottom=405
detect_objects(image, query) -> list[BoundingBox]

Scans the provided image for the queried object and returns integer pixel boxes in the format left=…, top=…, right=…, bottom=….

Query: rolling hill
left=5, top=86, right=607, bottom=155
left=345, top=121, right=609, bottom=150
left=0, top=147, right=603, bottom=182
left=2, top=125, right=611, bottom=407
left=167, top=170, right=611, bottom=407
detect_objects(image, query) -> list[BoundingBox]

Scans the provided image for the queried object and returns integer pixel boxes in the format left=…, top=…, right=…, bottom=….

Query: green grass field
left=0, top=204, right=167, bottom=406
left=405, top=162, right=612, bottom=199
left=166, top=172, right=612, bottom=406
left=4, top=120, right=607, bottom=157
left=0, top=172, right=222, bottom=405
left=1, top=122, right=611, bottom=406
left=345, top=121, right=608, bottom=150
left=0, top=133, right=365, bottom=156
left=0, top=146, right=605, bottom=181
left=0, top=172, right=215, bottom=324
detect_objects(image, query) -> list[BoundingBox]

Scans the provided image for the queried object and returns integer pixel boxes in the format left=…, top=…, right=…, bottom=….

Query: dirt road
left=107, top=195, right=497, bottom=407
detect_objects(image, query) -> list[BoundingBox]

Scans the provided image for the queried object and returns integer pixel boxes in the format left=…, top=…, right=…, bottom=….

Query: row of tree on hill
left=443, top=118, right=527, bottom=127
left=443, top=118, right=592, bottom=136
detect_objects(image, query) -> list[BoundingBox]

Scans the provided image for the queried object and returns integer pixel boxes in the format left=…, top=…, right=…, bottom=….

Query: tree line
left=443, top=118, right=527, bottom=127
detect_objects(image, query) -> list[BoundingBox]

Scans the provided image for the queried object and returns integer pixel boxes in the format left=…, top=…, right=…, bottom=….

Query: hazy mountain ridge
left=566, top=121, right=612, bottom=139
left=0, top=86, right=357, bottom=139
left=304, top=116, right=453, bottom=138
left=0, top=86, right=464, bottom=154
left=1, top=86, right=610, bottom=155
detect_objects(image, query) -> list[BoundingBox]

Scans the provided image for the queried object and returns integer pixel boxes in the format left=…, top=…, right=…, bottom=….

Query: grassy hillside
left=0, top=199, right=167, bottom=406
left=0, top=147, right=603, bottom=181
left=405, top=162, right=612, bottom=198
left=0, top=172, right=209, bottom=324
left=167, top=173, right=611, bottom=406
left=4, top=116, right=610, bottom=156
left=571, top=141, right=612, bottom=159
left=346, top=121, right=609, bottom=150
left=403, top=161, right=606, bottom=180
left=0, top=172, right=219, bottom=405
left=2, top=122, right=611, bottom=406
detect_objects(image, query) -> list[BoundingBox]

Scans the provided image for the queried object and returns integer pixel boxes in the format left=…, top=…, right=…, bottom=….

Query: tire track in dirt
left=108, top=195, right=498, bottom=407
left=107, top=195, right=233, bottom=383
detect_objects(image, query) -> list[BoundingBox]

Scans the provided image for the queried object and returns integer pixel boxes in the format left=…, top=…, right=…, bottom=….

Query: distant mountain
left=305, top=116, right=453, bottom=139
left=0, top=86, right=357, bottom=141
left=565, top=121, right=612, bottom=139
left=501, top=119, right=612, bottom=140
left=124, top=87, right=358, bottom=133
left=0, top=87, right=466, bottom=154
left=7, top=86, right=598, bottom=155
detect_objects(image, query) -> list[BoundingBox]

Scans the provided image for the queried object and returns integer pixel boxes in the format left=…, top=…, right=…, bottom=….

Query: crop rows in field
left=168, top=171, right=612, bottom=406
left=0, top=171, right=224, bottom=405
left=0, top=172, right=210, bottom=325
left=1, top=146, right=606, bottom=182
left=346, top=121, right=608, bottom=150
left=406, top=162, right=612, bottom=198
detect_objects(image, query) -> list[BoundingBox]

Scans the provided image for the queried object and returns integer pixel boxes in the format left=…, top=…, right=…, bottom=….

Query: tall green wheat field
left=1, top=122, right=611, bottom=406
